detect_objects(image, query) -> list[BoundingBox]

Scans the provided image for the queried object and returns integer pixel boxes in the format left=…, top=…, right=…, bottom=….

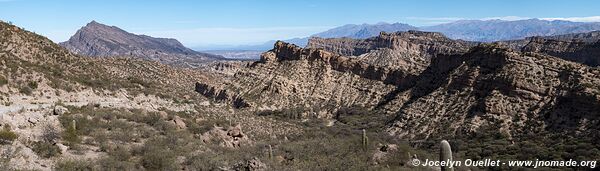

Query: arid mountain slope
left=197, top=35, right=600, bottom=148
left=196, top=41, right=400, bottom=113
left=498, top=31, right=600, bottom=67
left=521, top=36, right=600, bottom=67
left=196, top=31, right=475, bottom=115
left=59, top=21, right=224, bottom=67
left=0, top=21, right=302, bottom=170
left=384, top=45, right=600, bottom=141
left=307, top=31, right=475, bottom=72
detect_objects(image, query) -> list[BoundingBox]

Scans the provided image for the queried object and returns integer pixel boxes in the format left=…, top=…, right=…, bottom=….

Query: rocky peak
left=306, top=31, right=475, bottom=76
left=59, top=21, right=224, bottom=67
left=260, top=41, right=336, bottom=63
left=307, top=30, right=473, bottom=57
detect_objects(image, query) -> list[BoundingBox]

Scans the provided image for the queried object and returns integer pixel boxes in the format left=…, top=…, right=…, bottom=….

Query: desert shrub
left=0, top=125, right=17, bottom=144
left=92, top=145, right=136, bottom=170
left=185, top=142, right=266, bottom=170
left=334, top=105, right=387, bottom=128
left=139, top=142, right=177, bottom=170
left=0, top=75, right=8, bottom=86
left=95, top=156, right=136, bottom=171
left=54, top=159, right=94, bottom=171
left=127, top=76, right=151, bottom=88
left=31, top=141, right=61, bottom=158
left=137, top=112, right=163, bottom=126
left=27, top=81, right=38, bottom=89
left=256, top=107, right=306, bottom=120
left=19, top=86, right=32, bottom=95
left=186, top=154, right=227, bottom=170
left=62, top=121, right=80, bottom=145
left=41, top=123, right=60, bottom=143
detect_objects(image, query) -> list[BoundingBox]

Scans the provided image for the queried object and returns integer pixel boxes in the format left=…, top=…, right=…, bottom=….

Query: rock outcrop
left=521, top=36, right=600, bottom=67
left=196, top=35, right=600, bottom=144
left=194, top=31, right=477, bottom=115
left=196, top=41, right=413, bottom=114
left=498, top=31, right=600, bottom=67
left=307, top=31, right=475, bottom=73
left=386, top=44, right=600, bottom=140
left=200, top=124, right=252, bottom=148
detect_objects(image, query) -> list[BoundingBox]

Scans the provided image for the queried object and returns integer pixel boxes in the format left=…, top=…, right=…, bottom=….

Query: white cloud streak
left=481, top=16, right=531, bottom=21
left=540, top=16, right=600, bottom=22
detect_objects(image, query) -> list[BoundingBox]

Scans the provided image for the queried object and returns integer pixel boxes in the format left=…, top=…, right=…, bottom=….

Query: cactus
left=71, top=119, right=77, bottom=130
left=440, top=140, right=453, bottom=171
left=268, top=144, right=273, bottom=160
left=362, top=129, right=368, bottom=150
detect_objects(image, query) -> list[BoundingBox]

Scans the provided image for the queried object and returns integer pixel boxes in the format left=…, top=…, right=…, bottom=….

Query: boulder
left=53, top=105, right=68, bottom=115
left=201, top=125, right=251, bottom=148
left=158, top=111, right=168, bottom=119
left=172, top=115, right=187, bottom=130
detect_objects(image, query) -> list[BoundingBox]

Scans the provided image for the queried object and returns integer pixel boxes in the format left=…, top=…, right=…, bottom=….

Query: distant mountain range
left=60, top=21, right=224, bottom=67
left=313, top=22, right=418, bottom=39
left=228, top=19, right=600, bottom=51
left=422, top=19, right=600, bottom=42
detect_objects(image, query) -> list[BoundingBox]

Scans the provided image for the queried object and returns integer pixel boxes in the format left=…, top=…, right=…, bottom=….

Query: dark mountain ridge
left=60, top=21, right=224, bottom=67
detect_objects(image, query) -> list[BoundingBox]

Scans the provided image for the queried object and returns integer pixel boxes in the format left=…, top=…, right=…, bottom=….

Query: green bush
left=0, top=75, right=8, bottom=86
left=19, top=86, right=32, bottom=95
left=62, top=123, right=80, bottom=145
left=31, top=141, right=61, bottom=158
left=27, top=81, right=38, bottom=89
left=0, top=125, right=17, bottom=144
left=95, top=156, right=136, bottom=171
left=54, top=160, right=94, bottom=171
left=140, top=145, right=176, bottom=170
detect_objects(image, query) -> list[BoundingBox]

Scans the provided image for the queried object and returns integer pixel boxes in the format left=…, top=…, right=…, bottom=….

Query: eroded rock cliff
left=385, top=44, right=600, bottom=140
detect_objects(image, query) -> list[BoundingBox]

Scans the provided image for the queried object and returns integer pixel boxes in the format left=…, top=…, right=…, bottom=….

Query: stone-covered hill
left=195, top=31, right=476, bottom=112
left=307, top=31, right=475, bottom=72
left=0, top=21, right=307, bottom=170
left=385, top=45, right=600, bottom=140
left=521, top=34, right=600, bottom=67
left=59, top=21, right=224, bottom=67
left=196, top=31, right=600, bottom=164
left=197, top=41, right=399, bottom=112
left=198, top=35, right=600, bottom=141
left=497, top=31, right=600, bottom=67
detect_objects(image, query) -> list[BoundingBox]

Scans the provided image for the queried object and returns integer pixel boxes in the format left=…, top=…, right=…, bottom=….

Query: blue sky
left=1, top=0, right=599, bottom=48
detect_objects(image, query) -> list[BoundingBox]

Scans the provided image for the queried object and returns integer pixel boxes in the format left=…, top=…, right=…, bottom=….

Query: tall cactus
left=440, top=140, right=454, bottom=171
left=268, top=144, right=273, bottom=160
left=362, top=129, right=369, bottom=150
left=71, top=119, right=77, bottom=130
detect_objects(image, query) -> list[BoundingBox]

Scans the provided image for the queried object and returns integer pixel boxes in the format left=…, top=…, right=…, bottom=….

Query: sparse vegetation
left=0, top=125, right=17, bottom=144
left=31, top=141, right=61, bottom=158
left=54, top=160, right=94, bottom=171
left=27, top=81, right=38, bottom=89
left=1, top=18, right=600, bottom=171
left=18, top=86, right=32, bottom=95
left=0, top=75, right=8, bottom=86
